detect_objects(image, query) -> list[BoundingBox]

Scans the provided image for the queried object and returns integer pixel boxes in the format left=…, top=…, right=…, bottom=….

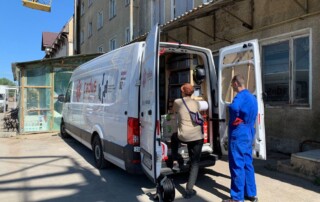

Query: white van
left=0, top=85, right=7, bottom=112
left=60, top=25, right=266, bottom=201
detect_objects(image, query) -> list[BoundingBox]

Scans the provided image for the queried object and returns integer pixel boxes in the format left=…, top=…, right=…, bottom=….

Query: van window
left=221, top=49, right=256, bottom=103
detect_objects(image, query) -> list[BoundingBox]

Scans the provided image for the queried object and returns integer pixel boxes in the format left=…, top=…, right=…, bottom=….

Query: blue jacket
left=228, top=89, right=258, bottom=140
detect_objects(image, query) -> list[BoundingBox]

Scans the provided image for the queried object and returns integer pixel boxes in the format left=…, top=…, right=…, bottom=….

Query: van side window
left=65, top=82, right=72, bottom=103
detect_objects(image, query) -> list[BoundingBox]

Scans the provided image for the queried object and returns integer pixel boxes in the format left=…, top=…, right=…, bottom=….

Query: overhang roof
left=11, top=53, right=102, bottom=81
left=41, top=32, right=59, bottom=50
left=127, top=0, right=244, bottom=44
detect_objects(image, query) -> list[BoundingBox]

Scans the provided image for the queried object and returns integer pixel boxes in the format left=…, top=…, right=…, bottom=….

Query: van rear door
left=218, top=40, right=266, bottom=160
left=139, top=24, right=162, bottom=183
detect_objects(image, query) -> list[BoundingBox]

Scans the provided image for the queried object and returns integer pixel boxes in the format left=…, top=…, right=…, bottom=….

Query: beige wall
left=75, top=0, right=320, bottom=153
left=165, top=0, right=320, bottom=153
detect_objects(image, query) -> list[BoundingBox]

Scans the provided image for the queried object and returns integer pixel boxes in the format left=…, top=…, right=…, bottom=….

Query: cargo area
left=158, top=50, right=217, bottom=174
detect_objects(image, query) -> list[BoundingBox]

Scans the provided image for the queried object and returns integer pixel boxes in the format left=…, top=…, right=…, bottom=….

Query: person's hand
left=232, top=117, right=243, bottom=126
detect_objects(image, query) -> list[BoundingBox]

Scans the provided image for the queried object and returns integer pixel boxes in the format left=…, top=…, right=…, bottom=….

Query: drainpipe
left=130, top=0, right=133, bottom=41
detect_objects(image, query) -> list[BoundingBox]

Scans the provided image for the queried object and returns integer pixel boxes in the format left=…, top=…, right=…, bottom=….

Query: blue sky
left=0, top=0, right=74, bottom=82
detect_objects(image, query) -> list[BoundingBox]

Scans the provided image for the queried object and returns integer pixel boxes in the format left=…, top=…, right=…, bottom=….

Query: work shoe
left=222, top=199, right=242, bottom=202
left=245, top=196, right=258, bottom=202
left=184, top=189, right=197, bottom=199
left=172, top=161, right=180, bottom=172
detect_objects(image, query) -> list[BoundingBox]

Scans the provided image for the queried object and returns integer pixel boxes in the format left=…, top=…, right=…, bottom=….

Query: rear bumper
left=160, top=153, right=218, bottom=176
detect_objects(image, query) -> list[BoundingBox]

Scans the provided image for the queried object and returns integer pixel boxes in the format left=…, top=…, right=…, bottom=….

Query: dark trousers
left=171, top=133, right=203, bottom=191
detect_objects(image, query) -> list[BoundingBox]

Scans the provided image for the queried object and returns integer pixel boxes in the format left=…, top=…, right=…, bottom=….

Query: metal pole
left=130, top=0, right=133, bottom=41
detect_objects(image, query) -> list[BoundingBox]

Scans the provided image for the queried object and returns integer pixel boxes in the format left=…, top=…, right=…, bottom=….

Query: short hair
left=181, top=83, right=194, bottom=96
left=231, top=74, right=245, bottom=87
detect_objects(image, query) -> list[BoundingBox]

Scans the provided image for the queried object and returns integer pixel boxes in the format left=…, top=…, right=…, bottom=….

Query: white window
left=125, top=0, right=130, bottom=7
left=80, top=30, right=84, bottom=44
left=98, top=45, right=104, bottom=53
left=261, top=31, right=311, bottom=107
left=125, top=27, right=130, bottom=43
left=109, top=38, right=116, bottom=51
left=97, top=11, right=103, bottom=30
left=88, top=21, right=93, bottom=37
left=109, top=0, right=116, bottom=19
left=88, top=0, right=93, bottom=7
left=81, top=1, right=85, bottom=16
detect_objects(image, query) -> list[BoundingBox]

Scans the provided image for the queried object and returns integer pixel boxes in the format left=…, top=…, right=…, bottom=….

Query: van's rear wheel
left=92, top=136, right=109, bottom=169
left=60, top=120, right=69, bottom=138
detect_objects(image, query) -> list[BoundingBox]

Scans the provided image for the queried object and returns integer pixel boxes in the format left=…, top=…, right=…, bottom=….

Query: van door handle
left=148, top=110, right=152, bottom=115
left=141, top=112, right=144, bottom=117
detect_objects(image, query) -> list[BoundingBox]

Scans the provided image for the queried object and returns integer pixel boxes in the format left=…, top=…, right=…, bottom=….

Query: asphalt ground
left=0, top=130, right=319, bottom=202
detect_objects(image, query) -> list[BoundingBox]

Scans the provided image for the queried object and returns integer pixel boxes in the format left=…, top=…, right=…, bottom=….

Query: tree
left=0, top=78, right=16, bottom=86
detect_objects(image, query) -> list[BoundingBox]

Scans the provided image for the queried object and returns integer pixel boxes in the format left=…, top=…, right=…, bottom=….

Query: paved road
left=0, top=133, right=319, bottom=202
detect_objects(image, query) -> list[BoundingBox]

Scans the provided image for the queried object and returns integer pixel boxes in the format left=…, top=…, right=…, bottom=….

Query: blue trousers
left=228, top=128, right=256, bottom=201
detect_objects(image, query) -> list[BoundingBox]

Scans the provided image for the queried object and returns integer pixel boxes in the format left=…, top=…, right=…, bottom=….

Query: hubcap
left=95, top=145, right=101, bottom=159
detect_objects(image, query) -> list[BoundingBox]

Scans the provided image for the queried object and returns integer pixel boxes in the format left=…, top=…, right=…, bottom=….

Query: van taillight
left=203, top=121, right=208, bottom=143
left=127, top=117, right=140, bottom=146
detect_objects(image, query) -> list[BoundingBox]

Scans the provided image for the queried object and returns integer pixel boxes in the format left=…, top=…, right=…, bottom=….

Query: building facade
left=42, top=17, right=74, bottom=58
left=74, top=0, right=320, bottom=154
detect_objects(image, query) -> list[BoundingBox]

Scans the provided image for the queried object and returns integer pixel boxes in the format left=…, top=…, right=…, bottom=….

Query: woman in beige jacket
left=171, top=83, right=204, bottom=199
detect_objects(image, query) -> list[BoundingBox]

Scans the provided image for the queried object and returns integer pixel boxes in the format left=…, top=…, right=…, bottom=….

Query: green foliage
left=0, top=78, right=16, bottom=86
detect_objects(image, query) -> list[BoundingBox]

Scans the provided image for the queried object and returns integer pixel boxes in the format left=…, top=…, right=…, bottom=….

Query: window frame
left=80, top=30, right=84, bottom=44
left=125, top=0, right=130, bottom=7
left=88, top=21, right=93, bottom=38
left=125, top=27, right=130, bottom=43
left=98, top=45, right=104, bottom=53
left=97, top=10, right=104, bottom=30
left=260, top=29, right=312, bottom=109
left=88, top=0, right=93, bottom=7
left=81, top=1, right=85, bottom=16
left=109, top=0, right=116, bottom=20
left=109, top=38, right=117, bottom=51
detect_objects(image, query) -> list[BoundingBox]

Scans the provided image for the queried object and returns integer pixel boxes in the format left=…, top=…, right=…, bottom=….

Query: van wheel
left=92, top=136, right=109, bottom=169
left=60, top=120, right=69, bottom=138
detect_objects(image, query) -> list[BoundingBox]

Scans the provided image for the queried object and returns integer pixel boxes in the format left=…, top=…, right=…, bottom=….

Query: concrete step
left=277, top=149, right=320, bottom=181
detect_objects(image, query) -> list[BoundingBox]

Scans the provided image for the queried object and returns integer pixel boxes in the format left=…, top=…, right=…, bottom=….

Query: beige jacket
left=173, top=97, right=203, bottom=142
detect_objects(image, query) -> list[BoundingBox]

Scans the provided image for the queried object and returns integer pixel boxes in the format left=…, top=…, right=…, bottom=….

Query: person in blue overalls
left=223, top=75, right=258, bottom=202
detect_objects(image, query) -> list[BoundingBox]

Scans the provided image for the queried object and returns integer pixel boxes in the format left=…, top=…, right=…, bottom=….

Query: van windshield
left=0, top=94, right=4, bottom=100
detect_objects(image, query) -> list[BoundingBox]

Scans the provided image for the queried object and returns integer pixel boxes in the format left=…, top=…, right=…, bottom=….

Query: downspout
left=130, top=0, right=133, bottom=41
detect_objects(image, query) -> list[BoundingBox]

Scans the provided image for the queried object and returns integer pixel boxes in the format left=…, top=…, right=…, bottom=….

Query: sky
left=0, top=0, right=74, bottom=82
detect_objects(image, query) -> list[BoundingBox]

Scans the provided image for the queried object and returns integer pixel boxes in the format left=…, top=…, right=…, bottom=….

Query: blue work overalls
left=228, top=89, right=258, bottom=201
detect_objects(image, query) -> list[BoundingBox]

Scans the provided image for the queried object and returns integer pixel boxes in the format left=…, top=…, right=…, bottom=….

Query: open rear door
left=218, top=40, right=266, bottom=160
left=140, top=24, right=162, bottom=183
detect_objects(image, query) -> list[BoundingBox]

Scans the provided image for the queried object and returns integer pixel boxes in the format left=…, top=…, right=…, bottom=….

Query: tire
left=60, top=120, right=70, bottom=138
left=92, top=136, right=109, bottom=169
left=159, top=178, right=175, bottom=202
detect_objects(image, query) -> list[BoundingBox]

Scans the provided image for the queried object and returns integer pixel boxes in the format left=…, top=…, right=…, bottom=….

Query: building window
left=109, top=38, right=116, bottom=51
left=98, top=45, right=104, bottom=53
left=80, top=30, right=84, bottom=44
left=81, top=1, right=85, bottom=16
left=125, top=27, right=130, bottom=43
left=172, top=0, right=194, bottom=18
left=261, top=33, right=310, bottom=107
left=125, top=0, right=130, bottom=7
left=88, top=21, right=93, bottom=37
left=88, top=0, right=93, bottom=7
left=97, top=11, right=103, bottom=30
left=109, top=0, right=116, bottom=19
